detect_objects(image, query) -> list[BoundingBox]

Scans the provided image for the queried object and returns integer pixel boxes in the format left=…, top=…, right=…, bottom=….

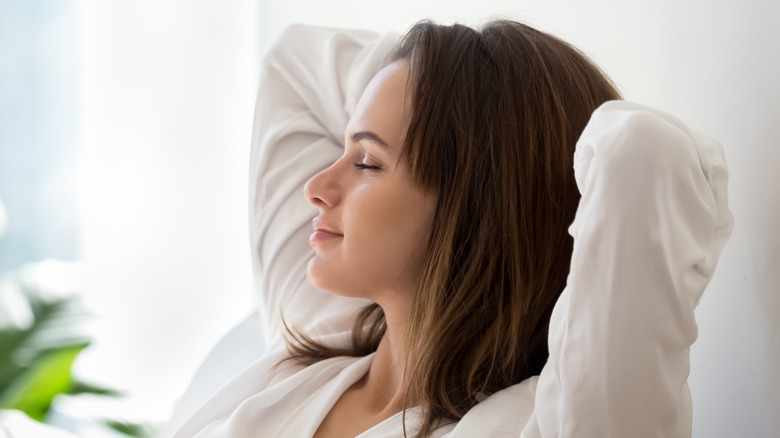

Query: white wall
left=257, top=0, right=779, bottom=436
left=77, top=0, right=259, bottom=411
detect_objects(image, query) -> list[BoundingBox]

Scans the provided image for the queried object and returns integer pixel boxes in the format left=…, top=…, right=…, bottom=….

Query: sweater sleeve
left=248, top=25, right=398, bottom=350
left=523, top=101, right=734, bottom=437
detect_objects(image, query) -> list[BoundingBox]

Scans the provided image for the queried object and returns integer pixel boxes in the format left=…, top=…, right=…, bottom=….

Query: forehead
left=346, top=61, right=410, bottom=151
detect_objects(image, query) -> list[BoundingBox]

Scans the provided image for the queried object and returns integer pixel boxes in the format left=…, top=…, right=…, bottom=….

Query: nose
left=304, top=161, right=341, bottom=208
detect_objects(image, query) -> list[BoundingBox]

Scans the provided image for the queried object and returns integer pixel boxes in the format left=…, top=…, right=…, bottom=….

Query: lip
left=310, top=217, right=343, bottom=244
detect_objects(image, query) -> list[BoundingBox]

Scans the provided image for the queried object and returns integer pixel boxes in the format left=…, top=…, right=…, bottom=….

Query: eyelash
left=353, top=163, right=381, bottom=172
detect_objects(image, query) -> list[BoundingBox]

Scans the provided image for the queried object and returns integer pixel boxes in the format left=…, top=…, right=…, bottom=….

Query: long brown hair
left=284, top=19, right=621, bottom=436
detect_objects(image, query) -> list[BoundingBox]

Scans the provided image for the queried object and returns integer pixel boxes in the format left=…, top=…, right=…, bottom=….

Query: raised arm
left=248, top=25, right=398, bottom=350
left=524, top=101, right=734, bottom=437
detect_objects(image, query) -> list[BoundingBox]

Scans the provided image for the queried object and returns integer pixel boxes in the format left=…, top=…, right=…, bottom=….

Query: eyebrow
left=351, top=131, right=390, bottom=149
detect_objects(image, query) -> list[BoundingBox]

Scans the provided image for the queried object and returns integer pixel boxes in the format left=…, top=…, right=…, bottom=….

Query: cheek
left=345, top=185, right=434, bottom=277
left=307, top=180, right=436, bottom=297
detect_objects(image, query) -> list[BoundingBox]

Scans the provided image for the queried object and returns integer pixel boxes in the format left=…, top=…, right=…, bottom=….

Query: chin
left=305, top=257, right=323, bottom=288
left=306, top=258, right=339, bottom=294
left=306, top=259, right=366, bottom=299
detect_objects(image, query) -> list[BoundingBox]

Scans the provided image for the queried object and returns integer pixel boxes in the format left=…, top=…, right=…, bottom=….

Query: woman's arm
left=248, top=25, right=398, bottom=350
left=524, top=101, right=734, bottom=437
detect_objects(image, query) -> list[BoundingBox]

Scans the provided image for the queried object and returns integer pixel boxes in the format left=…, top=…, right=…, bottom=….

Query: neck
left=358, top=303, right=409, bottom=415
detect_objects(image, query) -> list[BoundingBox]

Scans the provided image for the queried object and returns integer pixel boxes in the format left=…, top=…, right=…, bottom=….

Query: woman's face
left=304, top=61, right=436, bottom=310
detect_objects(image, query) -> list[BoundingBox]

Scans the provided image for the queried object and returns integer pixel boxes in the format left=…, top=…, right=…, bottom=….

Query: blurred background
left=0, top=0, right=777, bottom=436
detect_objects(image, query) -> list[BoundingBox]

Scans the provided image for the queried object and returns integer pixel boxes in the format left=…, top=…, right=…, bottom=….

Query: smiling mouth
left=309, top=229, right=343, bottom=244
left=311, top=217, right=342, bottom=244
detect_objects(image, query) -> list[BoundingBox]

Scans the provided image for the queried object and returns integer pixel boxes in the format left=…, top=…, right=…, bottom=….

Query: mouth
left=310, top=217, right=343, bottom=244
left=309, top=229, right=343, bottom=243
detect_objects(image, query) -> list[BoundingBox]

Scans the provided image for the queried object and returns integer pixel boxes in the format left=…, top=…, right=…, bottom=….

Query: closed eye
left=354, top=163, right=381, bottom=171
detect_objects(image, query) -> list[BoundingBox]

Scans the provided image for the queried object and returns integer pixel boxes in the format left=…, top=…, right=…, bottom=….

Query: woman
left=172, top=20, right=732, bottom=438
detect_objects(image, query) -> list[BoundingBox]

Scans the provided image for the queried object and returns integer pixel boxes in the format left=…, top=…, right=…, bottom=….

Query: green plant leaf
left=0, top=328, right=32, bottom=391
left=101, top=419, right=157, bottom=438
left=0, top=288, right=90, bottom=396
left=0, top=343, right=87, bottom=421
left=69, top=379, right=123, bottom=397
left=1, top=273, right=131, bottom=432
